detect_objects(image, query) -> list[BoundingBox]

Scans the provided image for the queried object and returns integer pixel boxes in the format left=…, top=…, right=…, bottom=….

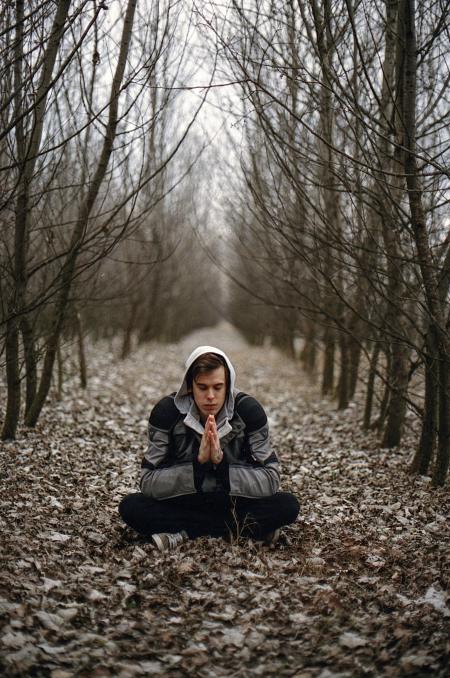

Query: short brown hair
left=186, top=353, right=229, bottom=391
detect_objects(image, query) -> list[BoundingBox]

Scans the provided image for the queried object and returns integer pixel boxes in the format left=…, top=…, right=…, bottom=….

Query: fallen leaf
left=339, top=632, right=367, bottom=649
left=35, top=611, right=65, bottom=630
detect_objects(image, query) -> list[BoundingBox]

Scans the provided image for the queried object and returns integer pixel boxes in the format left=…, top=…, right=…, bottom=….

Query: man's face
left=192, top=366, right=227, bottom=421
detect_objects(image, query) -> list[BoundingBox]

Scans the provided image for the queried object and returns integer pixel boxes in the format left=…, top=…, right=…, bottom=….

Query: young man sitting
left=119, top=346, right=299, bottom=550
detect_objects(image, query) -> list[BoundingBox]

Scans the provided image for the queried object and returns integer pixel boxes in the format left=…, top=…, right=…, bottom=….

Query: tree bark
left=337, top=332, right=350, bottom=410
left=20, top=316, right=37, bottom=417
left=433, top=351, right=449, bottom=486
left=372, top=347, right=391, bottom=433
left=2, top=312, right=21, bottom=439
left=121, top=301, right=139, bottom=360
left=348, top=334, right=361, bottom=400
left=321, top=326, right=335, bottom=396
left=382, top=341, right=410, bottom=447
left=411, top=331, right=438, bottom=474
left=76, top=311, right=87, bottom=389
left=363, top=341, right=380, bottom=430
left=300, top=323, right=317, bottom=376
left=56, top=340, right=63, bottom=402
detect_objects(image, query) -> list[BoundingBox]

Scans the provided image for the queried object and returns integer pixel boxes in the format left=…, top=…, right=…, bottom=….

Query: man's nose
left=207, top=391, right=214, bottom=400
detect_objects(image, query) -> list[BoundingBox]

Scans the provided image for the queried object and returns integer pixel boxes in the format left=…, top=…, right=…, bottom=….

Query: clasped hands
left=198, top=414, right=224, bottom=465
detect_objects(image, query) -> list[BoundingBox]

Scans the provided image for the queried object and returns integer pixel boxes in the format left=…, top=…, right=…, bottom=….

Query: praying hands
left=198, top=415, right=224, bottom=465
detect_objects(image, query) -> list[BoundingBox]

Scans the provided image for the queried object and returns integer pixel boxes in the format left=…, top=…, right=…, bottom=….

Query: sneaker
left=261, top=528, right=280, bottom=546
left=151, top=530, right=188, bottom=552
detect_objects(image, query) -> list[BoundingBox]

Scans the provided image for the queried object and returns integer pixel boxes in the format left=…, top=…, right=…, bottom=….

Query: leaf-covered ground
left=1, top=324, right=449, bottom=677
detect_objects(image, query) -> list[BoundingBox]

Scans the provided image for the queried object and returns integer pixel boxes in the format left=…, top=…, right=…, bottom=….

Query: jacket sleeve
left=140, top=397, right=196, bottom=499
left=229, top=395, right=280, bottom=498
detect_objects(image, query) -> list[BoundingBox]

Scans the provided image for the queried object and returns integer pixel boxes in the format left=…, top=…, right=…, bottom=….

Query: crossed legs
left=119, top=491, right=299, bottom=541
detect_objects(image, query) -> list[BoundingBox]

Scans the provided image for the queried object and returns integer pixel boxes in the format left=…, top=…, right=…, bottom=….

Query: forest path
left=178, top=320, right=250, bottom=355
left=0, top=330, right=448, bottom=676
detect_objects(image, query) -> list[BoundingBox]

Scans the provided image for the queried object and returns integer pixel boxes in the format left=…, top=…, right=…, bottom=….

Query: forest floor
left=0, top=323, right=449, bottom=677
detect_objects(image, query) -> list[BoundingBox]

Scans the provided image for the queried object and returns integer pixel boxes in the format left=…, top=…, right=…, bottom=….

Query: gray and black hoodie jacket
left=140, top=346, right=280, bottom=500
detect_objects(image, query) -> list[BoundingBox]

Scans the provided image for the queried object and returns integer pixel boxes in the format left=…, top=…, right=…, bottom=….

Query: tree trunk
left=76, top=311, right=87, bottom=389
left=322, top=326, right=335, bottom=396
left=433, top=350, right=449, bottom=486
left=411, top=333, right=438, bottom=474
left=382, top=341, right=410, bottom=448
left=2, top=0, right=25, bottom=440
left=372, top=347, right=391, bottom=433
left=337, top=332, right=349, bottom=410
left=2, top=313, right=21, bottom=440
left=121, top=301, right=139, bottom=360
left=348, top=334, right=361, bottom=399
left=306, top=0, right=339, bottom=399
left=56, top=340, right=63, bottom=401
left=363, top=341, right=380, bottom=430
left=20, top=316, right=37, bottom=417
left=300, top=324, right=317, bottom=376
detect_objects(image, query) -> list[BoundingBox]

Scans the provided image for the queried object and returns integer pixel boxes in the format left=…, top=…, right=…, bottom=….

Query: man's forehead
left=194, top=366, right=226, bottom=384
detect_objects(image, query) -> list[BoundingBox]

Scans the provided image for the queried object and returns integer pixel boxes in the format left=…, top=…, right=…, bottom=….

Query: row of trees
left=199, top=0, right=449, bottom=485
left=1, top=1, right=448, bottom=486
left=0, top=1, right=219, bottom=439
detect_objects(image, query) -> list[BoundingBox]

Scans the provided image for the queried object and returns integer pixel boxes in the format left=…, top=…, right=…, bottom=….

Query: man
left=119, top=346, right=299, bottom=551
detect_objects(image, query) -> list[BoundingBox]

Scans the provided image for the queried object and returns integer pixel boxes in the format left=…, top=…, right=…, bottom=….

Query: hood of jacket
left=174, top=345, right=238, bottom=439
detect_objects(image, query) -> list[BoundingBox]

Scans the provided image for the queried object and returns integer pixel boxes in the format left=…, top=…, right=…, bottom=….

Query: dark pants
left=119, top=491, right=299, bottom=540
